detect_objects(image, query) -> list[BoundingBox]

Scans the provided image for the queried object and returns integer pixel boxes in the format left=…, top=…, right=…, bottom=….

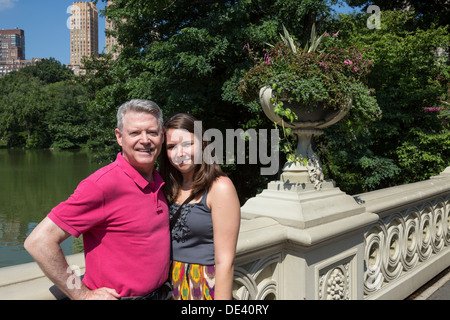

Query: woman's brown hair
left=160, top=113, right=226, bottom=203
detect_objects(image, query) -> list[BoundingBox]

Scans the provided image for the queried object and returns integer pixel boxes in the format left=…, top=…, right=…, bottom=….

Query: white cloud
left=0, top=0, right=18, bottom=12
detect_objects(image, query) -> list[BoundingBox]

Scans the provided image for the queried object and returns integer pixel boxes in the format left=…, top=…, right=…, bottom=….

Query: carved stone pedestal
left=242, top=181, right=368, bottom=229
left=239, top=180, right=378, bottom=299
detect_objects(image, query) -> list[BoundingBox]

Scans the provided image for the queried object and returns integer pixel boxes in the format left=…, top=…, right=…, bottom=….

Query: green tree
left=44, top=81, right=90, bottom=149
left=18, top=57, right=74, bottom=84
left=0, top=73, right=45, bottom=147
left=0, top=59, right=89, bottom=149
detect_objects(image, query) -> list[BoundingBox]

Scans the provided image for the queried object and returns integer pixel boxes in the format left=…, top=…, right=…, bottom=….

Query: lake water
left=0, top=149, right=104, bottom=268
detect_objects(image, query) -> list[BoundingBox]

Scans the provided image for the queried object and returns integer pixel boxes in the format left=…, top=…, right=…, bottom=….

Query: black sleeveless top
left=169, top=191, right=214, bottom=265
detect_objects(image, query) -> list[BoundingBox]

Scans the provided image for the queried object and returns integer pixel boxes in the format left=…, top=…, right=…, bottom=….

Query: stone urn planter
left=259, top=86, right=352, bottom=190
left=238, top=26, right=380, bottom=191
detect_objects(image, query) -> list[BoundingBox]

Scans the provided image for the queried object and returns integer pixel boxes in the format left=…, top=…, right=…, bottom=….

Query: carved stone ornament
left=319, top=264, right=351, bottom=300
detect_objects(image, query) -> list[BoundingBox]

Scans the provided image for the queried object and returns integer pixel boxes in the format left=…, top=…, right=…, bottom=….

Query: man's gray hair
left=117, top=99, right=164, bottom=131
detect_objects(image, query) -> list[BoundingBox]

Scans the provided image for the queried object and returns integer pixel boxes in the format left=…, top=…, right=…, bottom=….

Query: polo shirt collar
left=115, top=152, right=164, bottom=190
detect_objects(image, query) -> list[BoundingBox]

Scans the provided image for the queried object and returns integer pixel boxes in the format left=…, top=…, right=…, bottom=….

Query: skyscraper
left=0, top=29, right=25, bottom=61
left=0, top=28, right=41, bottom=77
left=69, top=1, right=98, bottom=74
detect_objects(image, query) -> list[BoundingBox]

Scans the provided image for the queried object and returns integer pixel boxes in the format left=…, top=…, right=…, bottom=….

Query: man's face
left=115, top=110, right=164, bottom=179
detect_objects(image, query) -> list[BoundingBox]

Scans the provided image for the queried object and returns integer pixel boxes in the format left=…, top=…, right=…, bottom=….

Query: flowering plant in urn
left=238, top=25, right=382, bottom=189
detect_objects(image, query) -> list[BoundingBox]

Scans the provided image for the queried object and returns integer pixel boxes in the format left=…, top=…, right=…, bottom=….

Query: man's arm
left=24, top=217, right=120, bottom=300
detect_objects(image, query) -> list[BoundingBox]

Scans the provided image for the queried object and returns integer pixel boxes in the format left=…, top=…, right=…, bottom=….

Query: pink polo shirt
left=48, top=153, right=170, bottom=297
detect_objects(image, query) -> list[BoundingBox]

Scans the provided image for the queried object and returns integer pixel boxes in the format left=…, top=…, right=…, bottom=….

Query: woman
left=160, top=113, right=241, bottom=300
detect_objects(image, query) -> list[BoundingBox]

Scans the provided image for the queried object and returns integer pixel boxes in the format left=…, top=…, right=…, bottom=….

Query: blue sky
left=0, top=0, right=357, bottom=66
left=0, top=0, right=108, bottom=65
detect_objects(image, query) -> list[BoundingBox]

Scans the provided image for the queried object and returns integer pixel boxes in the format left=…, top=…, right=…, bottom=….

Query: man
left=25, top=99, right=169, bottom=300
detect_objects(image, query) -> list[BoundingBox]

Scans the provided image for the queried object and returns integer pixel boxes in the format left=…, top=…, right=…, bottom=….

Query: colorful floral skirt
left=170, top=261, right=215, bottom=300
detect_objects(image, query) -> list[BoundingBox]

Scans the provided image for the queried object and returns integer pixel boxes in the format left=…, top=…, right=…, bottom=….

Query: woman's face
left=165, top=128, right=202, bottom=175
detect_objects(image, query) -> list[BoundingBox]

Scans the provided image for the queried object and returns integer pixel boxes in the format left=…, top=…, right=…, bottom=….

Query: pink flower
left=353, top=67, right=358, bottom=72
left=423, top=107, right=442, bottom=112
left=264, top=53, right=272, bottom=65
left=344, top=59, right=353, bottom=65
left=332, top=32, right=339, bottom=37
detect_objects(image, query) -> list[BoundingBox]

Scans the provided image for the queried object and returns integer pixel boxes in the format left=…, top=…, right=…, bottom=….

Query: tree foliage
left=0, top=1, right=448, bottom=200
left=0, top=58, right=89, bottom=149
left=84, top=0, right=339, bottom=202
left=344, top=0, right=449, bottom=29
left=19, top=58, right=74, bottom=84
left=318, top=10, right=449, bottom=193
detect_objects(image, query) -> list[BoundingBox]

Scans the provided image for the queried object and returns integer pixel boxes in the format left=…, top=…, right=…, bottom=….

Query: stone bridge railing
left=232, top=167, right=450, bottom=300
left=0, top=167, right=449, bottom=300
left=359, top=168, right=450, bottom=299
